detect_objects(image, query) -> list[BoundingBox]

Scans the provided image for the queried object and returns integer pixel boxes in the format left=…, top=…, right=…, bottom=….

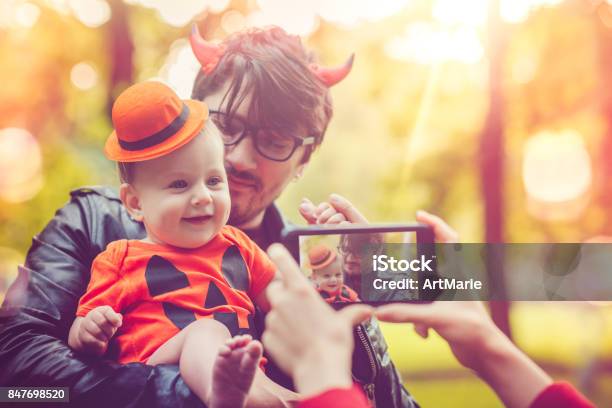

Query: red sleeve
left=247, top=246, right=276, bottom=299
left=530, top=382, right=595, bottom=408
left=298, top=384, right=370, bottom=408
left=76, top=240, right=129, bottom=316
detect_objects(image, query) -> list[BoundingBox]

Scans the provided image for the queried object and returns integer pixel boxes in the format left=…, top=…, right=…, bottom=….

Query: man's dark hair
left=191, top=26, right=333, bottom=163
left=339, top=233, right=385, bottom=257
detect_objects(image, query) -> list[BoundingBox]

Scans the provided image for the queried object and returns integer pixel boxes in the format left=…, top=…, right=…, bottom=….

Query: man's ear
left=293, top=162, right=308, bottom=182
left=119, top=183, right=144, bottom=222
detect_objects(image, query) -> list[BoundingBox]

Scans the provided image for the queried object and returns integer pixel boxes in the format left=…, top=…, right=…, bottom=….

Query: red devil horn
left=310, top=54, right=354, bottom=87
left=190, top=24, right=226, bottom=75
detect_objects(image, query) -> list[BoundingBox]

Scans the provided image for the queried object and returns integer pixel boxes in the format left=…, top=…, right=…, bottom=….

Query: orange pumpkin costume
left=317, top=285, right=360, bottom=304
left=76, top=225, right=275, bottom=364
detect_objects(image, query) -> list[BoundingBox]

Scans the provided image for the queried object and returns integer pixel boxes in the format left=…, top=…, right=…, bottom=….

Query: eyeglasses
left=209, top=110, right=315, bottom=162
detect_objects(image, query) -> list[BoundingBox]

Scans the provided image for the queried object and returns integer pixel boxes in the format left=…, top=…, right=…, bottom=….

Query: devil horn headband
left=190, top=24, right=354, bottom=87
left=308, top=54, right=354, bottom=87
left=190, top=25, right=226, bottom=75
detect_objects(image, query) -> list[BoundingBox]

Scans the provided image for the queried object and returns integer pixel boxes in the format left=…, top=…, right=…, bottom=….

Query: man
left=0, top=26, right=423, bottom=407
left=337, top=232, right=385, bottom=295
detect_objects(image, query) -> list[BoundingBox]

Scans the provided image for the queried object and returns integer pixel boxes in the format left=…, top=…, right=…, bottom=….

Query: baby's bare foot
left=210, top=334, right=262, bottom=408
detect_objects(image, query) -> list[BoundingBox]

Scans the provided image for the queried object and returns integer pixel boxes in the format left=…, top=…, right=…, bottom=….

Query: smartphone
left=281, top=224, right=438, bottom=305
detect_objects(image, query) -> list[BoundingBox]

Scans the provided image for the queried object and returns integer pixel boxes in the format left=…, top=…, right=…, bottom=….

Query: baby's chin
left=163, top=232, right=220, bottom=249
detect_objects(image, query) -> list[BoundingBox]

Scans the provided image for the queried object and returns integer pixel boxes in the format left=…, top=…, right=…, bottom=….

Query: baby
left=307, top=244, right=359, bottom=303
left=68, top=81, right=296, bottom=408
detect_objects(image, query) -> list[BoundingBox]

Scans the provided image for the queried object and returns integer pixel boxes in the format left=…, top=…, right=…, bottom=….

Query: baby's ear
left=119, top=183, right=144, bottom=222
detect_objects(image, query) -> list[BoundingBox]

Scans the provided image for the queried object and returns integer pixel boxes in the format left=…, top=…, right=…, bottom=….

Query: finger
left=414, top=323, right=429, bottom=338
left=329, top=194, right=368, bottom=224
left=416, top=210, right=458, bottom=243
left=80, top=331, right=108, bottom=355
left=264, top=310, right=280, bottom=333
left=100, top=306, right=122, bottom=327
left=90, top=309, right=120, bottom=339
left=89, top=315, right=116, bottom=340
left=326, top=213, right=348, bottom=225
left=267, top=244, right=311, bottom=290
left=83, top=317, right=109, bottom=342
left=339, top=305, right=373, bottom=326
left=261, top=331, right=293, bottom=375
left=316, top=207, right=340, bottom=224
left=315, top=202, right=331, bottom=217
left=375, top=303, right=438, bottom=325
left=265, top=280, right=285, bottom=307
left=298, top=198, right=318, bottom=224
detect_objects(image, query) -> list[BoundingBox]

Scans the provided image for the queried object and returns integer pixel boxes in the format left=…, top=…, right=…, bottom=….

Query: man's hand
left=69, top=306, right=122, bottom=356
left=416, top=210, right=459, bottom=243
left=299, top=194, right=368, bottom=225
left=375, top=302, right=553, bottom=408
left=376, top=301, right=496, bottom=371
left=263, top=244, right=372, bottom=397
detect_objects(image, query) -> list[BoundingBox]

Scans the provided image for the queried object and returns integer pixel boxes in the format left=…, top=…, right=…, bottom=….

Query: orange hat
left=307, top=244, right=337, bottom=271
left=104, top=81, right=208, bottom=162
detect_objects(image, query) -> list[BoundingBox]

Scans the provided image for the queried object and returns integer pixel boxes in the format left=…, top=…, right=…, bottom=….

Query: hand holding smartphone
left=281, top=223, right=438, bottom=304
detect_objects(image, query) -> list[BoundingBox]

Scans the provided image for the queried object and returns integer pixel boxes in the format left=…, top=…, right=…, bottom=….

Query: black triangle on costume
left=163, top=302, right=196, bottom=329
left=220, top=245, right=249, bottom=292
left=204, top=280, right=228, bottom=309
left=145, top=255, right=190, bottom=297
left=213, top=312, right=240, bottom=337
left=341, top=287, right=350, bottom=299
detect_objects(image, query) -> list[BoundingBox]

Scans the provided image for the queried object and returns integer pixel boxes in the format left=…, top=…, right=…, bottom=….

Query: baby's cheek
left=217, top=190, right=231, bottom=223
left=155, top=202, right=182, bottom=233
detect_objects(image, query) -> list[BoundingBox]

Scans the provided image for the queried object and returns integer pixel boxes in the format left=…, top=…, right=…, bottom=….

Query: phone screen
left=290, top=226, right=436, bottom=304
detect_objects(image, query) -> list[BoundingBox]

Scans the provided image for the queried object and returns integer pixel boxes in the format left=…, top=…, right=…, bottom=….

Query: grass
left=379, top=302, right=612, bottom=406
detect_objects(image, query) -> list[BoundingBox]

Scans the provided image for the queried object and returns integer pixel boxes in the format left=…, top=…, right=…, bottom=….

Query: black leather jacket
left=0, top=186, right=419, bottom=408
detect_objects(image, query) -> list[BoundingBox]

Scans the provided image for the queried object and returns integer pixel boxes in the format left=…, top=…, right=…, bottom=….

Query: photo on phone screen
left=281, top=224, right=438, bottom=305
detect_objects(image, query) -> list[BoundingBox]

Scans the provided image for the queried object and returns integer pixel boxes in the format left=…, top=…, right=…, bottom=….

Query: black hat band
left=118, top=104, right=190, bottom=151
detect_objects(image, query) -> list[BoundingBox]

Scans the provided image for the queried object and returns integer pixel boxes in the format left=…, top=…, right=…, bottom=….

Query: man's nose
left=191, top=183, right=213, bottom=206
left=224, top=136, right=258, bottom=172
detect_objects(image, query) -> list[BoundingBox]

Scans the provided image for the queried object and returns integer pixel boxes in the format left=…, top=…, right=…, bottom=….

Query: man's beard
left=226, top=163, right=265, bottom=227
left=228, top=201, right=266, bottom=227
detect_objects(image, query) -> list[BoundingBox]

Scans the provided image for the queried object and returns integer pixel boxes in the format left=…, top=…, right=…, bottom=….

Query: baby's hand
left=72, top=306, right=122, bottom=356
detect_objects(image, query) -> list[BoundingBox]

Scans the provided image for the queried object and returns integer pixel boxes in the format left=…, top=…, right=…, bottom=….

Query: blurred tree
left=480, top=0, right=511, bottom=337
left=593, top=1, right=612, bottom=233
left=107, top=0, right=134, bottom=114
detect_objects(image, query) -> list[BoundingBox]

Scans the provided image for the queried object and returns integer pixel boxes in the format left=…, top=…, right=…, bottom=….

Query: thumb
left=375, top=303, right=437, bottom=325
left=329, top=194, right=368, bottom=224
left=415, top=210, right=458, bottom=243
left=414, top=323, right=429, bottom=339
left=339, top=304, right=373, bottom=326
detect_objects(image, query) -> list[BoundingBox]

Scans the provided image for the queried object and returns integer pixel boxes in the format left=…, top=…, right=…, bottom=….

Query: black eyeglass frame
left=209, top=109, right=315, bottom=162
